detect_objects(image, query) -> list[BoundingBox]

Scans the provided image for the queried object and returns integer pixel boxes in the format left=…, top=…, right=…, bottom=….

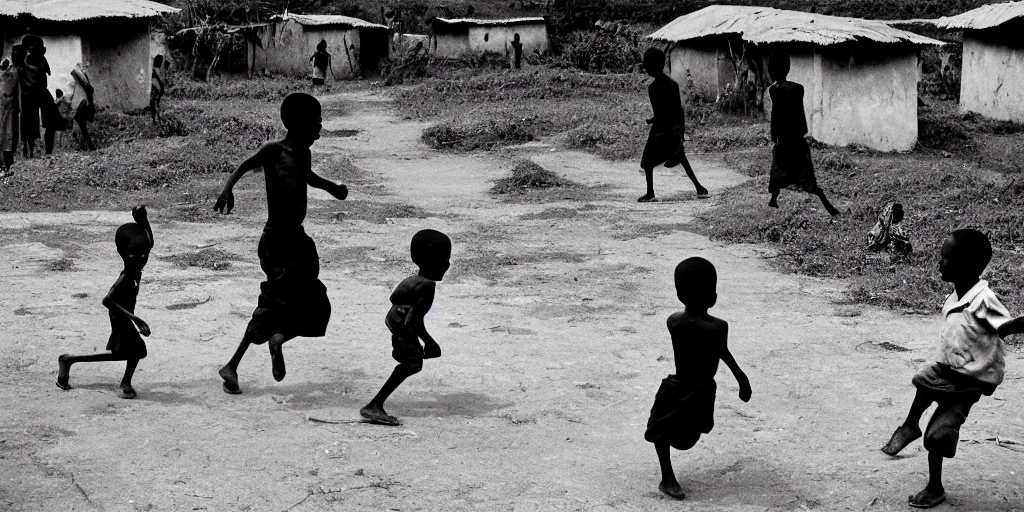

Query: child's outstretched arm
left=102, top=277, right=150, bottom=336
left=998, top=317, right=1024, bottom=338
left=721, top=336, right=751, bottom=402
left=214, top=145, right=270, bottom=214
left=307, top=171, right=348, bottom=200
left=132, top=205, right=153, bottom=248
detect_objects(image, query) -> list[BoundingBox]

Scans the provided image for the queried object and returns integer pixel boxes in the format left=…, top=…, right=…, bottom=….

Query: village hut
left=895, top=2, right=1024, bottom=122
left=428, top=17, right=548, bottom=59
left=648, top=6, right=943, bottom=151
left=0, top=0, right=179, bottom=111
left=248, top=14, right=390, bottom=79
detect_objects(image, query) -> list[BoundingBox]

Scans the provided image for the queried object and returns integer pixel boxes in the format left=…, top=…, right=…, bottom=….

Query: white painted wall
left=431, top=23, right=548, bottom=58
left=960, top=33, right=1024, bottom=122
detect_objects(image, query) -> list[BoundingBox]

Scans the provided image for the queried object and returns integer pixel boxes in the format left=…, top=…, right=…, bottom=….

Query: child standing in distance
left=638, top=47, right=708, bottom=203
left=645, top=257, right=751, bottom=500
left=511, top=33, right=523, bottom=69
left=214, top=92, right=348, bottom=394
left=0, top=57, right=19, bottom=174
left=881, top=229, right=1024, bottom=509
left=361, top=229, right=452, bottom=426
left=150, top=55, right=167, bottom=123
left=56, top=206, right=154, bottom=399
left=310, top=40, right=332, bottom=86
left=765, top=52, right=839, bottom=216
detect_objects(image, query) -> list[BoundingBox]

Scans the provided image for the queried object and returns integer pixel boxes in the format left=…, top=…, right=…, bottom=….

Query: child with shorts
left=361, top=229, right=452, bottom=426
left=214, top=92, right=349, bottom=394
left=645, top=257, right=752, bottom=499
left=56, top=206, right=154, bottom=399
left=881, top=229, right=1024, bottom=508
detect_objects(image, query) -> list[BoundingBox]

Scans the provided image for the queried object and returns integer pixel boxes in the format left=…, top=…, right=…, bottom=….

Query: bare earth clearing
left=1, top=92, right=1022, bottom=511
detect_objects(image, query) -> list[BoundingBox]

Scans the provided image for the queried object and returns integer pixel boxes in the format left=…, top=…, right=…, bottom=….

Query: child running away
left=214, top=92, right=348, bottom=394
left=881, top=229, right=1024, bottom=508
left=644, top=257, right=752, bottom=500
left=361, top=229, right=452, bottom=426
left=56, top=206, right=154, bottom=399
left=765, top=52, right=840, bottom=216
left=638, top=47, right=708, bottom=203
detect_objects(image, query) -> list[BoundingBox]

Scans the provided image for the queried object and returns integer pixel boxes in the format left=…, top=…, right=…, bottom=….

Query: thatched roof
left=277, top=13, right=387, bottom=30
left=0, top=0, right=178, bottom=21
left=648, top=5, right=943, bottom=47
left=431, top=17, right=547, bottom=27
left=890, top=1, right=1024, bottom=31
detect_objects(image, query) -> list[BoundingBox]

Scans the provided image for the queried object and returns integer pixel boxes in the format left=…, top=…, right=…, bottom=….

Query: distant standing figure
left=150, top=54, right=167, bottom=122
left=58, top=63, right=95, bottom=151
left=310, top=40, right=332, bottom=86
left=645, top=257, right=751, bottom=500
left=638, top=47, right=708, bottom=203
left=766, top=52, right=840, bottom=216
left=13, top=43, right=37, bottom=159
left=0, top=58, right=19, bottom=174
left=23, top=35, right=63, bottom=156
left=511, top=33, right=523, bottom=69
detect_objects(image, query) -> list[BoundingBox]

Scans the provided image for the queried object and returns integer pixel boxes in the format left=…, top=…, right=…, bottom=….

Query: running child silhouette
left=361, top=229, right=451, bottom=426
left=765, top=52, right=840, bottom=216
left=881, top=229, right=1024, bottom=508
left=638, top=47, right=707, bottom=202
left=310, top=40, right=332, bottom=86
left=644, top=257, right=752, bottom=500
left=214, top=92, right=348, bottom=394
left=56, top=206, right=153, bottom=399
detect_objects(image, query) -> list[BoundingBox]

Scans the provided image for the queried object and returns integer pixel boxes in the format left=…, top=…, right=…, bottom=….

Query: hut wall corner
left=960, top=33, right=1024, bottom=122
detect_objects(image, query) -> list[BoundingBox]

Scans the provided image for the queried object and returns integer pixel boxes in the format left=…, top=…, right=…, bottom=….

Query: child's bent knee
left=400, top=362, right=423, bottom=374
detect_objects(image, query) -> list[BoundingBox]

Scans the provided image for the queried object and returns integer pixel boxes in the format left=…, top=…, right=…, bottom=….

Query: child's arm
left=997, top=316, right=1024, bottom=338
left=214, top=145, right=270, bottom=213
left=102, top=277, right=150, bottom=336
left=405, top=282, right=438, bottom=346
left=132, top=205, right=153, bottom=248
left=306, top=171, right=348, bottom=200
left=720, top=328, right=751, bottom=401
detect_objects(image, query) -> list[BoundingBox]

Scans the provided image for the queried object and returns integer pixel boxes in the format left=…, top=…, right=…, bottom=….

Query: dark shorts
left=245, top=227, right=331, bottom=344
left=912, top=364, right=989, bottom=458
left=106, top=327, right=147, bottom=360
left=311, top=78, right=325, bottom=86
left=769, top=137, right=817, bottom=194
left=386, top=313, right=423, bottom=366
left=20, top=93, right=39, bottom=140
left=644, top=375, right=716, bottom=450
left=640, top=125, right=685, bottom=170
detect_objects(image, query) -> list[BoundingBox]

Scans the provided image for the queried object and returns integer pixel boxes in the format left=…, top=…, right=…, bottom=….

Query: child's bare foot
left=696, top=187, right=709, bottom=198
left=219, top=366, right=242, bottom=394
left=908, top=484, right=946, bottom=508
left=424, top=343, right=441, bottom=359
left=56, top=355, right=72, bottom=390
left=659, top=481, right=685, bottom=500
left=360, top=405, right=401, bottom=426
left=117, top=385, right=137, bottom=399
left=768, top=199, right=779, bottom=208
left=268, top=339, right=286, bottom=382
left=881, top=424, right=921, bottom=456
left=637, top=193, right=656, bottom=203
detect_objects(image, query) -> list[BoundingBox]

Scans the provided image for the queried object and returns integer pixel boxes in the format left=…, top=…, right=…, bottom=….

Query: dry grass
left=161, top=248, right=241, bottom=270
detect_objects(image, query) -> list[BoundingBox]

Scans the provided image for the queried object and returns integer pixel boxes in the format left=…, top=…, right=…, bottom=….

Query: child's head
left=153, top=54, right=164, bottom=68
left=22, top=35, right=42, bottom=54
left=411, top=229, right=452, bottom=281
left=513, top=33, right=521, bottom=42
left=642, top=47, right=666, bottom=77
left=939, top=229, right=991, bottom=283
left=280, top=92, right=322, bottom=144
left=674, top=257, right=717, bottom=309
left=317, top=39, right=327, bottom=52
left=767, top=52, right=790, bottom=82
left=115, top=223, right=151, bottom=271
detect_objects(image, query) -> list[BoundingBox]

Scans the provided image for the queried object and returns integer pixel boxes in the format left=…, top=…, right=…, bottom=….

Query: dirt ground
left=1, top=91, right=1022, bottom=512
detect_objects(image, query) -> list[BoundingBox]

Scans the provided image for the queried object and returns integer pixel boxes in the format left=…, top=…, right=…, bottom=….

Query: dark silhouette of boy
left=644, top=257, right=751, bottom=500
left=361, top=229, right=451, bottom=426
left=765, top=52, right=839, bottom=216
left=214, top=92, right=348, bottom=394
left=881, top=229, right=1024, bottom=508
left=511, top=34, right=523, bottom=69
left=638, top=47, right=707, bottom=203
left=56, top=206, right=154, bottom=399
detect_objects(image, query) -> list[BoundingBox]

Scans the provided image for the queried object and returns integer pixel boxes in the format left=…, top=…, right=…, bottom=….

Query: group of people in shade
left=49, top=46, right=1020, bottom=509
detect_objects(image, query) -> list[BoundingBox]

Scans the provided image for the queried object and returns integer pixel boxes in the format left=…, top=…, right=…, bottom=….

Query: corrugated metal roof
left=432, top=17, right=547, bottom=26
left=0, top=0, right=178, bottom=21
left=278, top=13, right=388, bottom=29
left=894, top=2, right=1024, bottom=31
left=648, top=5, right=943, bottom=46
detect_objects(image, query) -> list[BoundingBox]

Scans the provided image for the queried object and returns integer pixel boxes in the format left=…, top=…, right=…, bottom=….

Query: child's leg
left=44, top=128, right=55, bottom=155
left=361, top=361, right=422, bottom=425
left=678, top=155, right=708, bottom=196
left=655, top=442, right=685, bottom=499
left=812, top=186, right=840, bottom=216
left=638, top=168, right=655, bottom=202
left=768, top=188, right=780, bottom=208
left=118, top=359, right=140, bottom=399
left=219, top=333, right=254, bottom=394
left=909, top=452, right=947, bottom=508
left=882, top=389, right=932, bottom=456
left=56, top=351, right=126, bottom=390
left=267, top=332, right=297, bottom=382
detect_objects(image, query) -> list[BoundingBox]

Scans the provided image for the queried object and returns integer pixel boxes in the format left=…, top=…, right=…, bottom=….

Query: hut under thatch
left=429, top=17, right=548, bottom=59
left=248, top=13, right=390, bottom=79
left=648, top=5, right=944, bottom=151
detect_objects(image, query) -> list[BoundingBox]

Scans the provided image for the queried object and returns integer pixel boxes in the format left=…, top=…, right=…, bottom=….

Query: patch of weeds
left=322, top=129, right=360, bottom=137
left=47, top=258, right=76, bottom=272
left=491, top=160, right=579, bottom=194
left=166, top=296, right=212, bottom=310
left=565, top=123, right=637, bottom=160
left=329, top=201, right=429, bottom=224
left=161, top=248, right=240, bottom=270
left=519, top=207, right=579, bottom=220
left=613, top=222, right=691, bottom=241
left=423, top=117, right=534, bottom=151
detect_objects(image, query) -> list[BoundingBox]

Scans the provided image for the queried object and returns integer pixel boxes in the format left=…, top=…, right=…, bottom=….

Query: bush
left=491, top=160, right=579, bottom=194
left=556, top=30, right=643, bottom=73
left=423, top=117, right=535, bottom=150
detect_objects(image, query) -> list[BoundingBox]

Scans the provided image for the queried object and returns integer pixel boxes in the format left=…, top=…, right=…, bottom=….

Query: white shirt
left=937, top=280, right=1011, bottom=386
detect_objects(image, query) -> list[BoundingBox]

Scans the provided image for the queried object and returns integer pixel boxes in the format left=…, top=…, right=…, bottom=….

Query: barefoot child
left=645, top=257, right=752, bottom=499
left=56, top=206, right=154, bottom=399
left=361, top=229, right=451, bottom=426
left=309, top=40, right=332, bottom=86
left=881, top=229, right=1024, bottom=508
left=765, top=52, right=839, bottom=216
left=638, top=47, right=708, bottom=203
left=214, top=92, right=348, bottom=394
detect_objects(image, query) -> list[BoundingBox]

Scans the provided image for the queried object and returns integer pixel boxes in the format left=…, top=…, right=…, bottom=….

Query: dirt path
left=1, top=91, right=1022, bottom=512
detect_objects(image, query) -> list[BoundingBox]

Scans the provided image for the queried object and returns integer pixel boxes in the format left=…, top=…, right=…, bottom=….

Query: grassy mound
left=491, top=160, right=580, bottom=195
